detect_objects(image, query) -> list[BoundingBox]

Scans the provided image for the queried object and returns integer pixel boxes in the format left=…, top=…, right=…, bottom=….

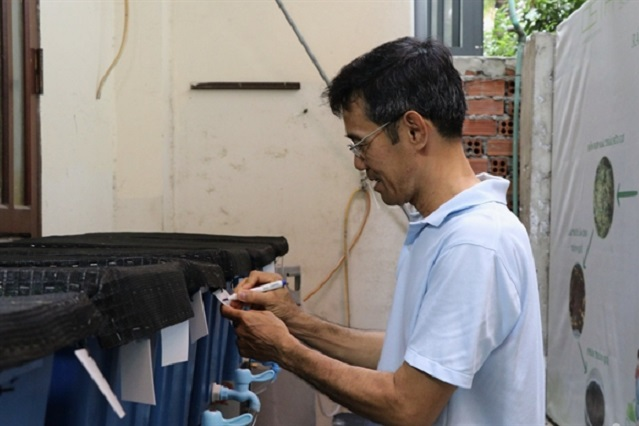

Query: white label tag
left=119, top=339, right=156, bottom=405
left=189, top=289, right=209, bottom=343
left=74, top=348, right=126, bottom=418
left=262, top=262, right=275, bottom=273
left=161, top=321, right=189, bottom=367
left=213, top=288, right=231, bottom=306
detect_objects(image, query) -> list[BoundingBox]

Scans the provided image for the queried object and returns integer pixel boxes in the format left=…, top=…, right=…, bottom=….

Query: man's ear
left=402, top=111, right=431, bottom=150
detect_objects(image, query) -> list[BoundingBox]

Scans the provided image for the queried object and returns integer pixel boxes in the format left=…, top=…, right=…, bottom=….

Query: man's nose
left=353, top=155, right=366, bottom=171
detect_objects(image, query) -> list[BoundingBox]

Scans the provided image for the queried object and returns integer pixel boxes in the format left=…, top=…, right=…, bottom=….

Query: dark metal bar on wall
left=191, top=82, right=301, bottom=91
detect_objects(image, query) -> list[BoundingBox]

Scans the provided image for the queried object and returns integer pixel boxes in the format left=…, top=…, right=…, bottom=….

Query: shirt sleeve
left=404, top=243, right=522, bottom=389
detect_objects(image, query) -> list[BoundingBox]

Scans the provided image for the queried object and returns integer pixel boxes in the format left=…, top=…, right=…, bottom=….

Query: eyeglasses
left=347, top=121, right=391, bottom=159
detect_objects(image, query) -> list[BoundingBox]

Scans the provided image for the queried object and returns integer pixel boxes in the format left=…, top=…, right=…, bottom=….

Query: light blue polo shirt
left=377, top=173, right=545, bottom=425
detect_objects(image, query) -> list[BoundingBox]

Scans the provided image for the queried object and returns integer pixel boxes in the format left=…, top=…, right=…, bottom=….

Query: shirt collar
left=409, top=173, right=510, bottom=228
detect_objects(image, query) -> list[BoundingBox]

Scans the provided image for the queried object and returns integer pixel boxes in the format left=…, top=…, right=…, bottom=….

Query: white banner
left=548, top=1, right=639, bottom=425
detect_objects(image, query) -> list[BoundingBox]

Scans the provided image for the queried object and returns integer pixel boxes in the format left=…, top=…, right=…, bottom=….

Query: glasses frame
left=347, top=121, right=391, bottom=159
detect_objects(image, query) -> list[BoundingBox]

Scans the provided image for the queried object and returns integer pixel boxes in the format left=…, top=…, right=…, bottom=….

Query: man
left=221, top=37, right=545, bottom=425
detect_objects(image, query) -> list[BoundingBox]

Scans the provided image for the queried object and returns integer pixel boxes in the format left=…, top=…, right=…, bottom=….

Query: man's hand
left=220, top=303, right=297, bottom=362
left=232, top=270, right=300, bottom=323
left=234, top=270, right=283, bottom=292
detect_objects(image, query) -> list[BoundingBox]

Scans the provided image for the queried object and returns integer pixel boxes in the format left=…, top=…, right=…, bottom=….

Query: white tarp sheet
left=548, top=1, right=639, bottom=425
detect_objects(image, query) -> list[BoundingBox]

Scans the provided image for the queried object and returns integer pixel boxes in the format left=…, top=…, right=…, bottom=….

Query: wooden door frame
left=0, top=0, right=41, bottom=237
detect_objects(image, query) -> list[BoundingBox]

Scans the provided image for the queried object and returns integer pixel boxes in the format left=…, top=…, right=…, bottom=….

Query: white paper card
left=161, top=320, right=189, bottom=366
left=262, top=262, right=275, bottom=273
left=119, top=339, right=156, bottom=405
left=189, top=289, right=209, bottom=343
left=74, top=348, right=126, bottom=418
left=213, top=288, right=231, bottom=306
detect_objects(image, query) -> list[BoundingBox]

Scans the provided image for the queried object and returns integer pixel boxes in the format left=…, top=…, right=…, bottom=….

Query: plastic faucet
left=201, top=410, right=253, bottom=426
left=211, top=368, right=276, bottom=412
left=259, top=361, right=281, bottom=379
left=234, top=368, right=276, bottom=391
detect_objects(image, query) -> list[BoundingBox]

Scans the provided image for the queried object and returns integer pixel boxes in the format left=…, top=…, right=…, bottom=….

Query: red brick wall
left=462, top=65, right=516, bottom=208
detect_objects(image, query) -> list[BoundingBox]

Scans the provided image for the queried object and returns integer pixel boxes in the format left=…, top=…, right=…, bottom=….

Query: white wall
left=40, top=0, right=118, bottom=234
left=112, top=1, right=174, bottom=231
left=39, top=1, right=412, bottom=423
left=168, top=1, right=411, bottom=330
left=41, top=0, right=412, bottom=330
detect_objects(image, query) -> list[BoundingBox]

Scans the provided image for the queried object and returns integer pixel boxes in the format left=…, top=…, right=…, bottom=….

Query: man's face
left=342, top=99, right=415, bottom=207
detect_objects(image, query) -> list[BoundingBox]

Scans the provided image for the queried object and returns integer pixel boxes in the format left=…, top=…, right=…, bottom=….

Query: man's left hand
left=221, top=303, right=295, bottom=362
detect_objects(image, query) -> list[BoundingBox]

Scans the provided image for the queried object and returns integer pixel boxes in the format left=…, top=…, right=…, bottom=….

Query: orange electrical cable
left=96, top=0, right=130, bottom=99
left=303, top=188, right=372, bottom=311
left=343, top=190, right=352, bottom=326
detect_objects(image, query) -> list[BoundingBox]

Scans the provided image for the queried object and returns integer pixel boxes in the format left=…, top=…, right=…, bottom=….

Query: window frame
left=0, top=0, right=41, bottom=237
left=415, top=0, right=484, bottom=56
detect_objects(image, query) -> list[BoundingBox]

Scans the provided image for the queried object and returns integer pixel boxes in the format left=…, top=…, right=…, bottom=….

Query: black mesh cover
left=0, top=232, right=288, bottom=369
left=3, top=232, right=288, bottom=276
left=0, top=292, right=102, bottom=370
left=0, top=262, right=197, bottom=353
left=0, top=266, right=103, bottom=297
left=0, top=247, right=244, bottom=280
left=90, top=263, right=194, bottom=349
left=0, top=260, right=225, bottom=298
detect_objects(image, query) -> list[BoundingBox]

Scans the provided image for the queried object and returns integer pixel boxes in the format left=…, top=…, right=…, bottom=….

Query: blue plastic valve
left=201, top=410, right=253, bottom=426
left=211, top=368, right=277, bottom=412
left=258, top=361, right=281, bottom=380
left=233, top=368, right=276, bottom=392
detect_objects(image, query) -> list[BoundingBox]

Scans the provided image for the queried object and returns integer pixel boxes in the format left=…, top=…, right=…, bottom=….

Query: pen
left=225, top=280, right=286, bottom=302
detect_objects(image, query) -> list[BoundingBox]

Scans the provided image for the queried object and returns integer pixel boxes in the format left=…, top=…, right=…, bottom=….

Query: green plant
left=484, top=0, right=589, bottom=57
left=484, top=3, right=518, bottom=57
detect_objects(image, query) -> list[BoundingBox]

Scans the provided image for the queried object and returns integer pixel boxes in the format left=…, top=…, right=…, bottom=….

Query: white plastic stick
left=75, top=349, right=126, bottom=418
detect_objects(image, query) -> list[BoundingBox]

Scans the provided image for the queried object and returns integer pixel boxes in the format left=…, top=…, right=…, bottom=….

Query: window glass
left=12, top=0, right=25, bottom=206
left=443, top=0, right=453, bottom=46
left=0, top=3, right=4, bottom=203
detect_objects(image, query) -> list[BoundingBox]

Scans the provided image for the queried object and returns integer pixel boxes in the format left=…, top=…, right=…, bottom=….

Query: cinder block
left=489, top=158, right=510, bottom=177
left=463, top=119, right=497, bottom=136
left=464, top=137, right=484, bottom=156
left=487, top=139, right=513, bottom=156
left=464, top=79, right=506, bottom=96
left=504, top=99, right=514, bottom=116
left=498, top=119, right=514, bottom=136
left=468, top=157, right=489, bottom=174
left=467, top=99, right=505, bottom=116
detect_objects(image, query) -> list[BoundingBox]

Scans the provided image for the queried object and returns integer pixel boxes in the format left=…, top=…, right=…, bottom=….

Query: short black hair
left=324, top=37, right=466, bottom=140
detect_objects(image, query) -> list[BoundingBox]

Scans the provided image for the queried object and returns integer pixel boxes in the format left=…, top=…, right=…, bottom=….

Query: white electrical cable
left=316, top=392, right=342, bottom=418
left=366, top=179, right=381, bottom=210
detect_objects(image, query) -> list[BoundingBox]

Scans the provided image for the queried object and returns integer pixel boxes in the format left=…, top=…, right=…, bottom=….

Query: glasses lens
left=347, top=121, right=390, bottom=158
